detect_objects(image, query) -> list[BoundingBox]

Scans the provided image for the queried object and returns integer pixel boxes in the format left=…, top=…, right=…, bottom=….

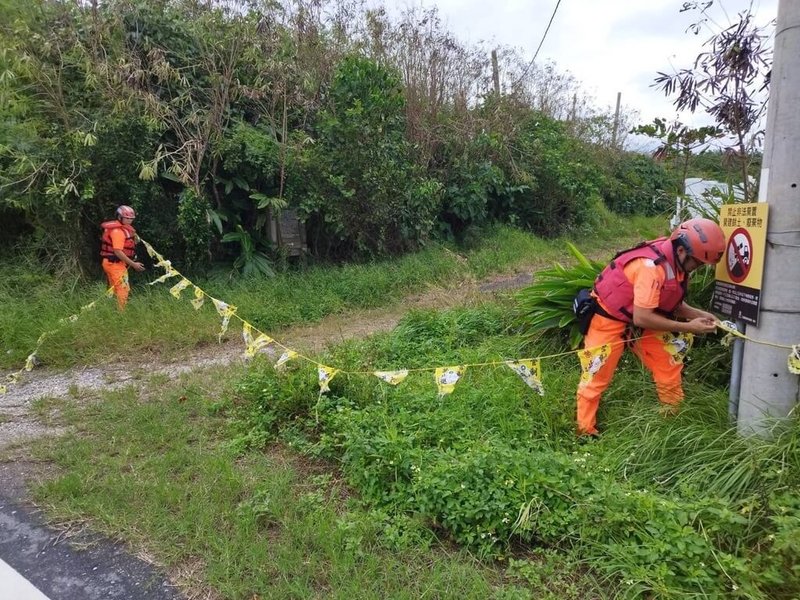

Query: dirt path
left=0, top=270, right=533, bottom=452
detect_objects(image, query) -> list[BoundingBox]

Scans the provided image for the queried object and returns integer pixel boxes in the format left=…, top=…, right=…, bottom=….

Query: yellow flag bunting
left=789, top=346, right=800, bottom=376
left=2, top=239, right=798, bottom=398
left=578, top=344, right=612, bottom=387
left=374, top=370, right=410, bottom=386
left=658, top=332, right=694, bottom=365
left=505, top=360, right=544, bottom=395
left=434, top=366, right=466, bottom=396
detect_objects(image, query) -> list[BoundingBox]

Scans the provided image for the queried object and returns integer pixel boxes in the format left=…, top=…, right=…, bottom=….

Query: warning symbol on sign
left=726, top=227, right=752, bottom=284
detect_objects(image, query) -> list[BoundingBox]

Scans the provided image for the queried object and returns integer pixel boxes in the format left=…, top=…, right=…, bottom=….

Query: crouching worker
left=576, top=218, right=725, bottom=436
left=100, top=205, right=145, bottom=310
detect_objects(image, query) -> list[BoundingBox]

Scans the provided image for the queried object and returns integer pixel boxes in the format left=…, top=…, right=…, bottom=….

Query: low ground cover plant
left=20, top=220, right=798, bottom=598
left=234, top=305, right=800, bottom=598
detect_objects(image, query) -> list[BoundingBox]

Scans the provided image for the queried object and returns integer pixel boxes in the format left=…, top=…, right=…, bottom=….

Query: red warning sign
left=726, top=227, right=752, bottom=284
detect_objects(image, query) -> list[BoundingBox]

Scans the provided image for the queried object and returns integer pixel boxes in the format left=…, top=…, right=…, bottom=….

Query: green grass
left=31, top=300, right=800, bottom=598
left=27, top=216, right=797, bottom=598
left=30, top=367, right=605, bottom=600
left=0, top=219, right=663, bottom=370
left=224, top=306, right=800, bottom=599
left=33, top=300, right=800, bottom=598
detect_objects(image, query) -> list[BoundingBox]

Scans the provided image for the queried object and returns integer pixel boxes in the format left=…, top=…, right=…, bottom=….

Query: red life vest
left=100, top=220, right=137, bottom=261
left=593, top=238, right=687, bottom=323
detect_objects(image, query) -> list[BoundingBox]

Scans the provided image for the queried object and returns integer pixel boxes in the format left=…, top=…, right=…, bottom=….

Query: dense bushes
left=1, top=0, right=694, bottom=275
left=508, top=115, right=605, bottom=235
left=433, top=109, right=608, bottom=241
left=600, top=153, right=678, bottom=216
left=291, top=56, right=443, bottom=258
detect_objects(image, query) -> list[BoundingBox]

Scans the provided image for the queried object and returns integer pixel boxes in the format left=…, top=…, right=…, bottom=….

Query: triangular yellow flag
left=190, top=286, right=205, bottom=310
left=318, top=366, right=339, bottom=393
left=211, top=298, right=236, bottom=342
left=658, top=332, right=694, bottom=365
left=142, top=240, right=165, bottom=263
left=169, top=278, right=191, bottom=299
left=789, top=345, right=800, bottom=375
left=434, top=366, right=465, bottom=396
left=242, top=322, right=254, bottom=346
left=578, top=344, right=611, bottom=387
left=241, top=323, right=274, bottom=359
left=0, top=384, right=6, bottom=395
left=505, top=360, right=544, bottom=395
left=246, top=334, right=274, bottom=360
left=274, top=350, right=298, bottom=371
left=150, top=268, right=179, bottom=285
left=24, top=353, right=37, bottom=372
left=374, top=370, right=410, bottom=386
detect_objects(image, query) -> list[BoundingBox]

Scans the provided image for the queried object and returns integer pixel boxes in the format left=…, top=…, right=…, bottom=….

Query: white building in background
left=670, top=177, right=748, bottom=228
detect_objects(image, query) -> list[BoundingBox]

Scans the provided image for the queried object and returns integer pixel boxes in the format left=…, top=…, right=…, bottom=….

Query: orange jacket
left=100, top=220, right=137, bottom=261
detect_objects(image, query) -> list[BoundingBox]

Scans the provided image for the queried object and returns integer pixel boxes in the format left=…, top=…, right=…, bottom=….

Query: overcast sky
left=398, top=0, right=777, bottom=146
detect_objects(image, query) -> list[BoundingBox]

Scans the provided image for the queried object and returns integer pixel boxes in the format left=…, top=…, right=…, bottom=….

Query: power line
left=515, top=0, right=563, bottom=86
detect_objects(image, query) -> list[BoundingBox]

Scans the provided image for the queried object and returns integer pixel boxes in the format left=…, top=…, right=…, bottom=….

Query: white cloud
left=398, top=0, right=777, bottom=128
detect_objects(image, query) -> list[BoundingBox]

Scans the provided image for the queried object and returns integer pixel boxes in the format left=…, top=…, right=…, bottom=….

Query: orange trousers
left=102, top=259, right=130, bottom=310
left=576, top=313, right=684, bottom=435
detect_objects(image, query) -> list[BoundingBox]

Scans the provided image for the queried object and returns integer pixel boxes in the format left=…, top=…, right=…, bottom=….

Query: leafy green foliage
left=1, top=0, right=693, bottom=277
left=221, top=225, right=275, bottom=278
left=600, top=152, right=678, bottom=216
left=515, top=243, right=603, bottom=348
left=505, top=114, right=605, bottom=235
left=231, top=301, right=800, bottom=599
left=292, top=55, right=442, bottom=258
left=177, top=188, right=212, bottom=273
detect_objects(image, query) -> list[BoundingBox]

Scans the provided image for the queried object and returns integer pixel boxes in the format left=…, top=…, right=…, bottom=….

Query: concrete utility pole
left=491, top=49, right=500, bottom=96
left=611, top=92, right=621, bottom=149
left=737, top=0, right=800, bottom=435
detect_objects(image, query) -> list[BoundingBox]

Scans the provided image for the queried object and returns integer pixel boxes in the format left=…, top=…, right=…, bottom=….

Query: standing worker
left=576, top=218, right=725, bottom=436
left=100, top=205, right=145, bottom=310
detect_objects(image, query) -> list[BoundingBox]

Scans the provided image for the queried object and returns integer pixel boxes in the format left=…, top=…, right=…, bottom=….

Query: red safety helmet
left=116, top=205, right=136, bottom=220
left=670, top=217, right=725, bottom=264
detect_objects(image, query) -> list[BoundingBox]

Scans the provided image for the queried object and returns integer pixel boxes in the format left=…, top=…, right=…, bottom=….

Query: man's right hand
left=131, top=261, right=145, bottom=272
left=685, top=317, right=716, bottom=335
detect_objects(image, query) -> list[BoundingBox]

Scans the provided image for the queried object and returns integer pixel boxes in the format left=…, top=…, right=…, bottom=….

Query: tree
left=654, top=2, right=773, bottom=201
left=633, top=118, right=721, bottom=193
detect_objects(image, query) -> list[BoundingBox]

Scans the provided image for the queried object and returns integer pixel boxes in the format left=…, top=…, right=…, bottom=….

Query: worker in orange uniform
left=100, top=205, right=145, bottom=310
left=576, top=218, right=726, bottom=436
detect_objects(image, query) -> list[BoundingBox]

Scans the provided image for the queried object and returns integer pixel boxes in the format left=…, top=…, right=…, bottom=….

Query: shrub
left=177, top=188, right=212, bottom=273
left=600, top=152, right=678, bottom=216
left=292, top=55, right=442, bottom=259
